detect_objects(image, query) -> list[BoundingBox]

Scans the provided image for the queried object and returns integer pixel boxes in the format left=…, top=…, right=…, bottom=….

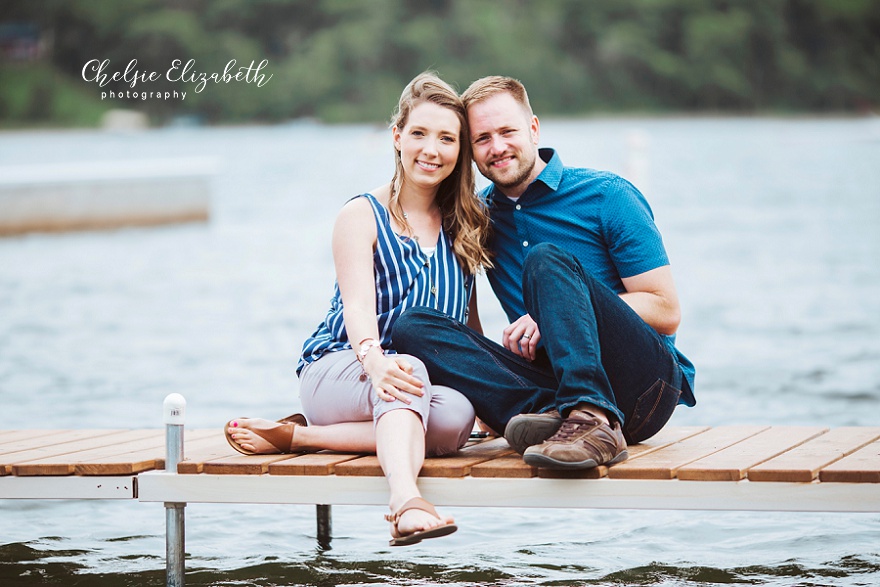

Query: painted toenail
left=232, top=421, right=238, bottom=427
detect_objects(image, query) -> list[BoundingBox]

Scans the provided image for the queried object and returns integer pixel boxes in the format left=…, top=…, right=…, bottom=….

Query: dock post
left=163, top=393, right=187, bottom=587
left=316, top=504, right=332, bottom=549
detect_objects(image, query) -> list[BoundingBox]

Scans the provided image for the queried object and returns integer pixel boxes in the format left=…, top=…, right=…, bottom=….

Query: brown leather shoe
left=522, top=411, right=628, bottom=469
left=503, top=410, right=562, bottom=454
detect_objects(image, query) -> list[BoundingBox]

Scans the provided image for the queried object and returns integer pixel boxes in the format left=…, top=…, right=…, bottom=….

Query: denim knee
left=392, top=306, right=441, bottom=351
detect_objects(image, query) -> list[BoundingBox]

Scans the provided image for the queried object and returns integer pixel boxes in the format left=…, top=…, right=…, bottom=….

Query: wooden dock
left=2, top=425, right=879, bottom=512
left=0, top=158, right=214, bottom=237
left=3, top=417, right=879, bottom=585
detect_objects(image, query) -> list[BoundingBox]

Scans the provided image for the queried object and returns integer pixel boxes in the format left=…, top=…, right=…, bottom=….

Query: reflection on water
left=0, top=119, right=878, bottom=585
left=0, top=495, right=879, bottom=586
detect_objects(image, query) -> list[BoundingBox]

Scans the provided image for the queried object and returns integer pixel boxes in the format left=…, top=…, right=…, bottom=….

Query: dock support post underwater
left=316, top=504, right=332, bottom=549
left=163, top=393, right=187, bottom=587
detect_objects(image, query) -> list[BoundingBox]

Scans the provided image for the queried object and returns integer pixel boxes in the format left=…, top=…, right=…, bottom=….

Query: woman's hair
left=389, top=71, right=492, bottom=274
left=461, top=75, right=533, bottom=118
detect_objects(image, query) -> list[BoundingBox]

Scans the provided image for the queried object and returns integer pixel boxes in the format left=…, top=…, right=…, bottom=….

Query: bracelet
left=356, top=338, right=383, bottom=363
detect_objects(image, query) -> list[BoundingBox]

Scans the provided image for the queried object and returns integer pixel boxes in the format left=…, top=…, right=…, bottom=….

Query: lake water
left=1, top=118, right=879, bottom=586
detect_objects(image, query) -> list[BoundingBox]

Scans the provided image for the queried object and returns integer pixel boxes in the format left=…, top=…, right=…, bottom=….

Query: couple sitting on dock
left=225, top=73, right=696, bottom=546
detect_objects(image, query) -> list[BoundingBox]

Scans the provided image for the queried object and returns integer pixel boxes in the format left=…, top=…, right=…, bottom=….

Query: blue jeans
left=392, top=243, right=686, bottom=444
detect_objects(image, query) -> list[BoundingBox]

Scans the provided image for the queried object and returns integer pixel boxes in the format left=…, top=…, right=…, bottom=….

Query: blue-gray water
left=1, top=118, right=879, bottom=586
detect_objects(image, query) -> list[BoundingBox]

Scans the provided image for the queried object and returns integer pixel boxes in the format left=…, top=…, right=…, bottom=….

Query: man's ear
left=530, top=116, right=540, bottom=145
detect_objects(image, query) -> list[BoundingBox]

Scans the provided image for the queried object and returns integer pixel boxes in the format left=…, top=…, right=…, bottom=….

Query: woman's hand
left=363, top=352, right=425, bottom=404
left=501, top=314, right=541, bottom=361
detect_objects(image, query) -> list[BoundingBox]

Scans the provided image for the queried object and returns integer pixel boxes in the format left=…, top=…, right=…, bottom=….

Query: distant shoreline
left=2, top=110, right=877, bottom=134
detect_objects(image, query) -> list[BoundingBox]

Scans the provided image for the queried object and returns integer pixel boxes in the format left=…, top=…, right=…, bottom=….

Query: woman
left=225, top=72, right=491, bottom=546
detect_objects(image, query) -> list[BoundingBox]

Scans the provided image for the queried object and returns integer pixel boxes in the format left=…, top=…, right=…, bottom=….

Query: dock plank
left=184, top=429, right=341, bottom=475
left=200, top=453, right=299, bottom=475
left=748, top=427, right=880, bottom=482
left=677, top=426, right=827, bottom=481
left=538, top=463, right=607, bottom=479
left=73, top=430, right=216, bottom=475
left=73, top=450, right=163, bottom=476
left=627, top=427, right=712, bottom=459
left=470, top=455, right=536, bottom=478
left=334, top=438, right=513, bottom=478
left=177, top=432, right=243, bottom=474
left=1, top=430, right=117, bottom=475
left=536, top=426, right=713, bottom=480
left=327, top=456, right=383, bottom=477
left=268, top=453, right=363, bottom=476
left=819, top=438, right=880, bottom=483
left=12, top=430, right=167, bottom=476
left=3, top=430, right=150, bottom=475
left=421, top=438, right=513, bottom=478
left=0, top=430, right=123, bottom=456
left=607, top=425, right=768, bottom=479
left=0, top=430, right=80, bottom=451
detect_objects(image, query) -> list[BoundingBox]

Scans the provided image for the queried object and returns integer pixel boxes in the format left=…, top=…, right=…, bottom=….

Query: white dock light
left=163, top=393, right=187, bottom=425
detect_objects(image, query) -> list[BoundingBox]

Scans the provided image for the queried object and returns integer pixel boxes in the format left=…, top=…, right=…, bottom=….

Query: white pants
left=299, top=349, right=475, bottom=456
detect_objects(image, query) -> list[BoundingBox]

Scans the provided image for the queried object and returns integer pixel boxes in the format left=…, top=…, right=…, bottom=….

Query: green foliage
left=0, top=0, right=878, bottom=127
left=0, top=63, right=105, bottom=127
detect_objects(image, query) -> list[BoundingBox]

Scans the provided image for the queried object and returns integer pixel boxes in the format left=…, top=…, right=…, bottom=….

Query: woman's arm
left=332, top=197, right=425, bottom=403
left=333, top=197, right=381, bottom=344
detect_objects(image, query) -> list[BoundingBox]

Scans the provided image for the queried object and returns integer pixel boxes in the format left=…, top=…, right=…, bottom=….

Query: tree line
left=1, top=0, right=878, bottom=127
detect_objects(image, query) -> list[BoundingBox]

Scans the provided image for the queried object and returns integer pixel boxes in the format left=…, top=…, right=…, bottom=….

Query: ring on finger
left=521, top=333, right=532, bottom=340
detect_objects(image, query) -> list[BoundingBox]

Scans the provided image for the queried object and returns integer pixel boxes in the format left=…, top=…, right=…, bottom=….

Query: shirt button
left=523, top=240, right=529, bottom=247
left=515, top=204, right=522, bottom=210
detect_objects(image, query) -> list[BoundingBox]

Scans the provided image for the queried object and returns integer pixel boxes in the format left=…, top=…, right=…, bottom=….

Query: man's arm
left=619, top=265, right=681, bottom=336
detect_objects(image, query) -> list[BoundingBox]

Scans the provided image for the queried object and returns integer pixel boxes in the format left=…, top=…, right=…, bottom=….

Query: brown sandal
left=385, top=497, right=457, bottom=547
left=224, top=414, right=307, bottom=455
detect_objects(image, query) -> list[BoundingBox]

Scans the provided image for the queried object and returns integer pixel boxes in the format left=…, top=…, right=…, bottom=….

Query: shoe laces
left=548, top=416, right=598, bottom=441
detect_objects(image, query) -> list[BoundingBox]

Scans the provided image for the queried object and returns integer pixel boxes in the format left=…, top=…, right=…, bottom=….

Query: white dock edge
left=0, top=475, right=137, bottom=500
left=136, top=472, right=880, bottom=514
left=0, top=158, right=216, bottom=236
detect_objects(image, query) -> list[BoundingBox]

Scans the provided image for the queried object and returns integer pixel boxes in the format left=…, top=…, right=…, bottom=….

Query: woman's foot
left=224, top=415, right=307, bottom=455
left=393, top=506, right=453, bottom=537
left=386, top=497, right=457, bottom=546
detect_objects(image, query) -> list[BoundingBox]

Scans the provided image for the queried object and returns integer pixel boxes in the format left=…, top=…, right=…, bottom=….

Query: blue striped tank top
left=297, top=193, right=474, bottom=374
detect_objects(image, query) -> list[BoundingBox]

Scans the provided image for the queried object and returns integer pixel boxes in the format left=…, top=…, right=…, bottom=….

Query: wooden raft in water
left=1, top=425, right=879, bottom=512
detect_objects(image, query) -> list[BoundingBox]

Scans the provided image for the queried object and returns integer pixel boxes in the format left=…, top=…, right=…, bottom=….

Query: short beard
left=484, top=153, right=536, bottom=191
left=492, top=164, right=533, bottom=189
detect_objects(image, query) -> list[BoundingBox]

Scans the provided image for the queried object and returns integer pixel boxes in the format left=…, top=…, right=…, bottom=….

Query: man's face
left=467, top=92, right=540, bottom=194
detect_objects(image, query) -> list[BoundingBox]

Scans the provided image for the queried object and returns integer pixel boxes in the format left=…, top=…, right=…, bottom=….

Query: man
left=393, top=76, right=695, bottom=470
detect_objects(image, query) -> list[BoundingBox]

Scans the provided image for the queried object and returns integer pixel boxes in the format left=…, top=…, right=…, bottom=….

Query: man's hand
left=502, top=314, right=541, bottom=361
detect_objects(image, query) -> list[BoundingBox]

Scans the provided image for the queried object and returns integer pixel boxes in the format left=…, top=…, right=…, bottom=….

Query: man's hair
left=461, top=76, right=534, bottom=117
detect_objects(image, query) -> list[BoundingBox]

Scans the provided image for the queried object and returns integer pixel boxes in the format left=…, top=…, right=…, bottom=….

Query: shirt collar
left=534, top=148, right=563, bottom=192
left=488, top=148, right=562, bottom=206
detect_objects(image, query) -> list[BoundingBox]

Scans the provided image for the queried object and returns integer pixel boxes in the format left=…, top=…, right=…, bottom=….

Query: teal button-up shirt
left=482, top=148, right=695, bottom=403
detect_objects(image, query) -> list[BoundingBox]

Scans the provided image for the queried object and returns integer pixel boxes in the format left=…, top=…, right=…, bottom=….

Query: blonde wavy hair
left=389, top=72, right=492, bottom=274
